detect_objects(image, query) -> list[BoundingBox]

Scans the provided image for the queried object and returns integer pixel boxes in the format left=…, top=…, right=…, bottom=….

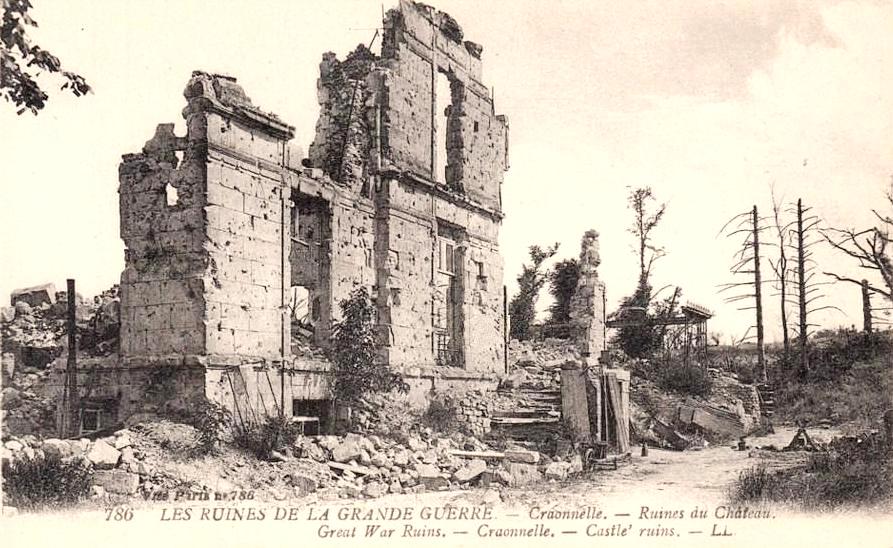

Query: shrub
left=329, top=287, right=408, bottom=403
left=2, top=454, right=92, bottom=512
left=658, top=364, right=712, bottom=396
left=422, top=395, right=459, bottom=434
left=787, top=329, right=891, bottom=382
left=234, top=414, right=302, bottom=460
left=192, top=400, right=232, bottom=455
left=774, top=350, right=892, bottom=428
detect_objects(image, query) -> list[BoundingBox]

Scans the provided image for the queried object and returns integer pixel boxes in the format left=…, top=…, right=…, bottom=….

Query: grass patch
left=774, top=357, right=893, bottom=430
left=731, top=432, right=892, bottom=509
left=2, top=454, right=93, bottom=512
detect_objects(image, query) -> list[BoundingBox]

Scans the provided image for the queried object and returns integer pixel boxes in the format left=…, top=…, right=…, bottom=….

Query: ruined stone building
left=60, top=0, right=510, bottom=432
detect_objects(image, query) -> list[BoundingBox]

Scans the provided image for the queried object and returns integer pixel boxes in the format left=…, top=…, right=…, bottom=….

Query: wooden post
left=752, top=206, right=766, bottom=383
left=503, top=285, right=508, bottom=374
left=796, top=199, right=808, bottom=375
left=66, top=279, right=79, bottom=438
left=862, top=279, right=873, bottom=333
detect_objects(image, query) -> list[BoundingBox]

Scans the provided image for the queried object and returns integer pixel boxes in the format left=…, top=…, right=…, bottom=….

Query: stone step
left=492, top=410, right=558, bottom=419
left=490, top=417, right=560, bottom=425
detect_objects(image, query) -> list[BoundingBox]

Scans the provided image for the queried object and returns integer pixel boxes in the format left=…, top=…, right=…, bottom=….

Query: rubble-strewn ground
left=3, top=295, right=889, bottom=522
left=1, top=286, right=119, bottom=437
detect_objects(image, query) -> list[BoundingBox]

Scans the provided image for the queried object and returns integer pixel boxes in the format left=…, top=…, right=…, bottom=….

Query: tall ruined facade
left=305, top=0, right=509, bottom=378
left=62, top=1, right=508, bottom=432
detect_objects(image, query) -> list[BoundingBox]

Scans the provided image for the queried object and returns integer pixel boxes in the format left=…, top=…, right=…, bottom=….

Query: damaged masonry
left=52, top=0, right=627, bottom=453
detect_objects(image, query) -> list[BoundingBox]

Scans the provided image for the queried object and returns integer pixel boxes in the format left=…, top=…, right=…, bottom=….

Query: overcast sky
left=2, top=0, right=892, bottom=343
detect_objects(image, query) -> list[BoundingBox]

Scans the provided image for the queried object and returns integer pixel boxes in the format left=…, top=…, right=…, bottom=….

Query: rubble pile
left=629, top=370, right=763, bottom=450
left=1, top=284, right=120, bottom=436
left=2, top=417, right=589, bottom=509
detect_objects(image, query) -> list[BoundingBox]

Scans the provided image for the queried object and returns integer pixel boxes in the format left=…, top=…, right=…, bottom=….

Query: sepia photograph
left=1, top=1, right=892, bottom=546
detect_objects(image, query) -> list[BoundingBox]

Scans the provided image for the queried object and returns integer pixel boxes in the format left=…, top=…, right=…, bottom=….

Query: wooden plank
left=560, top=368, right=591, bottom=441
left=449, top=450, right=505, bottom=459
left=606, top=374, right=630, bottom=453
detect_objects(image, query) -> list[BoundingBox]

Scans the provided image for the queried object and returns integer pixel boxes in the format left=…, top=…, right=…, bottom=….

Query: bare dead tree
left=718, top=205, right=768, bottom=382
left=767, top=185, right=792, bottom=363
left=862, top=279, right=872, bottom=333
left=821, top=189, right=893, bottom=301
left=787, top=199, right=840, bottom=376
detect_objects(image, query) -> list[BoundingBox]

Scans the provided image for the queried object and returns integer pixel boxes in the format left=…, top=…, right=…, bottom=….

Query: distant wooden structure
left=606, top=302, right=713, bottom=365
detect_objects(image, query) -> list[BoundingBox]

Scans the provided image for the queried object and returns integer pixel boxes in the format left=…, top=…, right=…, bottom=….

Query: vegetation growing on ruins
left=547, top=258, right=581, bottom=326
left=192, top=400, right=233, bottom=456
left=773, top=329, right=892, bottom=429
left=329, top=287, right=408, bottom=403
left=234, top=414, right=302, bottom=460
left=509, top=243, right=559, bottom=340
left=612, top=187, right=667, bottom=358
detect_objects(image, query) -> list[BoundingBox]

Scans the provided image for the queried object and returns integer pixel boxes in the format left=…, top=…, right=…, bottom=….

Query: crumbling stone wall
left=309, top=0, right=508, bottom=379
left=377, top=0, right=509, bottom=211
left=569, top=230, right=606, bottom=360
left=113, top=72, right=334, bottom=424
left=308, top=45, right=379, bottom=194
left=102, top=0, right=511, bottom=426
left=120, top=72, right=295, bottom=367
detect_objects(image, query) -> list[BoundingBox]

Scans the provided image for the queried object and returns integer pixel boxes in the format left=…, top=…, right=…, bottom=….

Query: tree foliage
left=329, top=287, right=407, bottom=403
left=613, top=280, right=663, bottom=358
left=1, top=0, right=91, bottom=115
left=548, top=257, right=580, bottom=325
left=613, top=187, right=667, bottom=357
left=509, top=243, right=559, bottom=340
left=628, top=186, right=666, bottom=283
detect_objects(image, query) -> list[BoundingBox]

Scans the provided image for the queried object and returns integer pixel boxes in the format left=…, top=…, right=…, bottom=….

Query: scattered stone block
left=504, top=449, right=539, bottom=464
left=114, top=435, right=132, bottom=450
left=4, top=440, right=24, bottom=452
left=0, top=307, right=14, bottom=323
left=363, top=482, right=386, bottom=498
left=393, top=449, right=409, bottom=466
left=331, top=439, right=363, bottom=463
left=452, top=458, right=487, bottom=483
left=415, top=463, right=449, bottom=490
left=93, top=470, right=140, bottom=494
left=493, top=469, right=513, bottom=486
left=286, top=473, right=318, bottom=496
left=120, top=446, right=135, bottom=464
left=41, top=439, right=73, bottom=460
left=328, top=461, right=373, bottom=476
left=87, top=440, right=121, bottom=469
left=545, top=461, right=570, bottom=481
left=504, top=462, right=541, bottom=486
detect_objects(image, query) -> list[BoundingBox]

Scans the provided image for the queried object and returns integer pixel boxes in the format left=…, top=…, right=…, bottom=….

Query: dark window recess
left=292, top=399, right=332, bottom=435
left=81, top=409, right=102, bottom=433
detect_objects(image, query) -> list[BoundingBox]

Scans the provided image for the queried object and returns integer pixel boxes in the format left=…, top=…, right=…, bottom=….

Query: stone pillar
left=569, top=230, right=606, bottom=363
